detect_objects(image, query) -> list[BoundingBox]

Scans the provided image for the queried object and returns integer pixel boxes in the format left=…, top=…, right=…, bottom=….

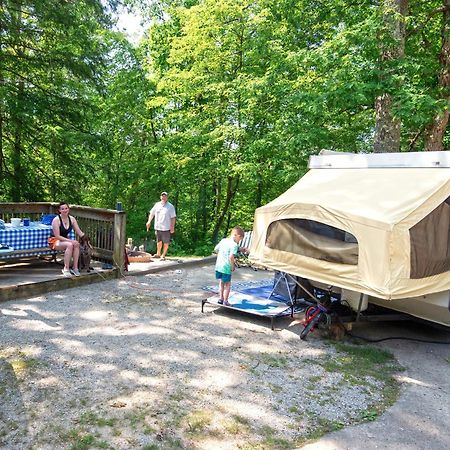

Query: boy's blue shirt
left=215, top=238, right=239, bottom=274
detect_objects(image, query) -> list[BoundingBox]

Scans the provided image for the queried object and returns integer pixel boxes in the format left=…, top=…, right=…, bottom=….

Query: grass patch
left=149, top=437, right=185, bottom=449
left=77, top=411, right=116, bottom=427
left=184, top=409, right=212, bottom=434
left=319, top=342, right=402, bottom=384
left=268, top=383, right=283, bottom=394
left=232, top=414, right=250, bottom=426
left=224, top=420, right=241, bottom=435
left=125, top=408, right=151, bottom=430
left=10, top=357, right=43, bottom=374
left=224, top=414, right=251, bottom=435
left=143, top=425, right=157, bottom=435
left=294, top=415, right=346, bottom=447
left=359, top=409, right=379, bottom=421
left=295, top=341, right=403, bottom=446
left=238, top=444, right=267, bottom=450
left=308, top=375, right=321, bottom=383
left=258, top=425, right=293, bottom=449
left=64, top=428, right=111, bottom=450
left=317, top=416, right=345, bottom=432
left=334, top=343, right=394, bottom=364
left=168, top=390, right=185, bottom=402
left=260, top=354, right=289, bottom=369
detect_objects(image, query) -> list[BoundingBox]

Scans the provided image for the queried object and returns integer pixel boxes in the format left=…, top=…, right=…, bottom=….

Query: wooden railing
left=0, top=202, right=126, bottom=270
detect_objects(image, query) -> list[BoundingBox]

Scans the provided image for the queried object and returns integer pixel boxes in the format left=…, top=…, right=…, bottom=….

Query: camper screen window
left=410, top=197, right=450, bottom=279
left=265, top=219, right=358, bottom=265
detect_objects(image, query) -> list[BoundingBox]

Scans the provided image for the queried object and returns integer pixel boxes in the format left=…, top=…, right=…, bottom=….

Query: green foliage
left=0, top=0, right=112, bottom=202
left=1, top=0, right=448, bottom=253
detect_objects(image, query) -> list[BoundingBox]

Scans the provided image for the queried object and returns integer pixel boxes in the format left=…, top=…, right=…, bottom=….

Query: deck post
left=113, top=211, right=126, bottom=272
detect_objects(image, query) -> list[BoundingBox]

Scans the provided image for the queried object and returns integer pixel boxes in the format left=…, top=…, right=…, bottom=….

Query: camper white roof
left=309, top=150, right=450, bottom=169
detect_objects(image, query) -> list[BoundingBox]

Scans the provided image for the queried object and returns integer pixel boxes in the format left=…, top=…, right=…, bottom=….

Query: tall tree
left=0, top=0, right=111, bottom=201
left=144, top=0, right=289, bottom=243
left=424, top=0, right=449, bottom=150
left=373, top=0, right=408, bottom=153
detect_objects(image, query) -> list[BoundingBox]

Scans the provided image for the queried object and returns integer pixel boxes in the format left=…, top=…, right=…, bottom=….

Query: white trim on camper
left=309, top=150, right=450, bottom=169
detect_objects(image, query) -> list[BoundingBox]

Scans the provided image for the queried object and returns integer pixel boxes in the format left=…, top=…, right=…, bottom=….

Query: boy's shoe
left=152, top=254, right=160, bottom=258
left=62, top=269, right=72, bottom=277
left=224, top=301, right=231, bottom=306
left=70, top=269, right=81, bottom=277
left=161, top=256, right=166, bottom=261
left=218, top=299, right=224, bottom=304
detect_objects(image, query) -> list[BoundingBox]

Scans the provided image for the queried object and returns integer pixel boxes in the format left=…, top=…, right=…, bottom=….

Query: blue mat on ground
left=203, top=279, right=290, bottom=302
left=239, top=284, right=290, bottom=303
left=206, top=293, right=293, bottom=316
left=202, top=278, right=273, bottom=293
left=203, top=279, right=306, bottom=317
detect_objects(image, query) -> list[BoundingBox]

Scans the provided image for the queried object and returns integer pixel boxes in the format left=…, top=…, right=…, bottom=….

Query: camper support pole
left=356, top=293, right=364, bottom=321
left=292, top=277, right=320, bottom=304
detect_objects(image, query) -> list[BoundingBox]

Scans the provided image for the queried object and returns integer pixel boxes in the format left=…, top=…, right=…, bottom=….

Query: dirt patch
left=0, top=264, right=402, bottom=449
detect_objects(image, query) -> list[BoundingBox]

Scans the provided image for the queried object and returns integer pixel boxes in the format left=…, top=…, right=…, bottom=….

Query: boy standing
left=214, top=226, right=245, bottom=305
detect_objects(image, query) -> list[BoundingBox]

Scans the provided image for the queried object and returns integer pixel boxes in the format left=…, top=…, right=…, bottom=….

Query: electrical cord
left=106, top=258, right=450, bottom=340
left=347, top=333, right=450, bottom=345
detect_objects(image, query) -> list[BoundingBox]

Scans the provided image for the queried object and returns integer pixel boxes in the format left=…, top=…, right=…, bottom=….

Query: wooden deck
left=0, top=202, right=215, bottom=303
left=0, top=255, right=216, bottom=303
left=0, top=257, right=119, bottom=302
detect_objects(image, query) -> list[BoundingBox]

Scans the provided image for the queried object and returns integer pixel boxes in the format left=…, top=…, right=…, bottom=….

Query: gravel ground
left=0, top=263, right=402, bottom=450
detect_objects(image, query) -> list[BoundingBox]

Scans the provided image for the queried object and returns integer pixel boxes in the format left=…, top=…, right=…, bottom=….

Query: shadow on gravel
left=2, top=266, right=443, bottom=449
left=0, top=358, right=28, bottom=447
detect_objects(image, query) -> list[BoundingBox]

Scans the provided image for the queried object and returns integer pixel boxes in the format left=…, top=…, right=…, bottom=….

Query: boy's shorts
left=215, top=271, right=232, bottom=283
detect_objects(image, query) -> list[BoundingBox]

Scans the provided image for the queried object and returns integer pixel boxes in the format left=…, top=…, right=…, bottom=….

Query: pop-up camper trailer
left=249, top=151, right=450, bottom=327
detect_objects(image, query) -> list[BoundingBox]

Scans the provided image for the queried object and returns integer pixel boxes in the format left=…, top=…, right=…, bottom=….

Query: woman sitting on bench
left=48, top=202, right=85, bottom=277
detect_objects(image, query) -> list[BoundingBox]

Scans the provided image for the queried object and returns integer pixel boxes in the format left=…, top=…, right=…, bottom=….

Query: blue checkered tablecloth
left=0, top=222, right=75, bottom=250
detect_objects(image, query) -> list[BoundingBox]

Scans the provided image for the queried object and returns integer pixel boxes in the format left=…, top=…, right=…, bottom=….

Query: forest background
left=1, top=0, right=448, bottom=254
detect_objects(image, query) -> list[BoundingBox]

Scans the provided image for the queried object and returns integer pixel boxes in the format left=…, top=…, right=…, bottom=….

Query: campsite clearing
left=1, top=263, right=449, bottom=449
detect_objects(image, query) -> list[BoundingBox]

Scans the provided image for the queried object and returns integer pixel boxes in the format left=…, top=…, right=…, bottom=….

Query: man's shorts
left=215, top=270, right=232, bottom=283
left=155, top=230, right=171, bottom=244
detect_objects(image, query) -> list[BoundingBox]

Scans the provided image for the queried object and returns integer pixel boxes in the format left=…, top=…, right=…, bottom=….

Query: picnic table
left=0, top=222, right=74, bottom=260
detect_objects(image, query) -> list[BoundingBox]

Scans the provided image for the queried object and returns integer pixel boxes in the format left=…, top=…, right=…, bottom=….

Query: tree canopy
left=1, top=0, right=448, bottom=253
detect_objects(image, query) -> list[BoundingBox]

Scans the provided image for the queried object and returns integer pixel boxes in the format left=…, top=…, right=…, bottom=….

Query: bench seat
left=0, top=247, right=61, bottom=261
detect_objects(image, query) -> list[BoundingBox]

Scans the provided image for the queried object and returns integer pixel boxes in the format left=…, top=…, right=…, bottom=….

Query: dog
left=79, top=235, right=93, bottom=272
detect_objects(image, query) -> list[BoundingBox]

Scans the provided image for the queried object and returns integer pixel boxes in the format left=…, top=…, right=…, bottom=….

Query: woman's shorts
left=215, top=271, right=232, bottom=283
left=48, top=237, right=59, bottom=250
left=155, top=230, right=171, bottom=244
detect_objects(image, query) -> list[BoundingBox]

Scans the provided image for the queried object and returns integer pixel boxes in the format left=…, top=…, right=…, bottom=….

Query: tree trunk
left=213, top=177, right=221, bottom=218
left=0, top=2, right=3, bottom=183
left=194, top=182, right=207, bottom=241
left=12, top=80, right=24, bottom=201
left=211, top=175, right=239, bottom=244
left=0, top=72, right=4, bottom=180
left=255, top=176, right=263, bottom=209
left=374, top=93, right=402, bottom=153
left=373, top=0, right=408, bottom=153
left=424, top=0, right=450, bottom=151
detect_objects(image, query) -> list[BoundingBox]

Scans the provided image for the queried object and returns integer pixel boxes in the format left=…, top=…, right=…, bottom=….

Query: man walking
left=146, top=191, right=176, bottom=260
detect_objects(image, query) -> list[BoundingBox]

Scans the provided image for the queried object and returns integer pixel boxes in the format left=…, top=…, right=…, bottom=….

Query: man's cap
left=161, top=191, right=168, bottom=196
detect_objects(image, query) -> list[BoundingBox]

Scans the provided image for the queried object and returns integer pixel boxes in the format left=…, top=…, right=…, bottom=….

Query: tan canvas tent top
left=249, top=151, right=450, bottom=301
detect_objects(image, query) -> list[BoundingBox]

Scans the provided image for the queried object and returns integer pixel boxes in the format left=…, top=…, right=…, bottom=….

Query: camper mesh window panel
left=265, top=219, right=359, bottom=265
left=410, top=197, right=450, bottom=279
